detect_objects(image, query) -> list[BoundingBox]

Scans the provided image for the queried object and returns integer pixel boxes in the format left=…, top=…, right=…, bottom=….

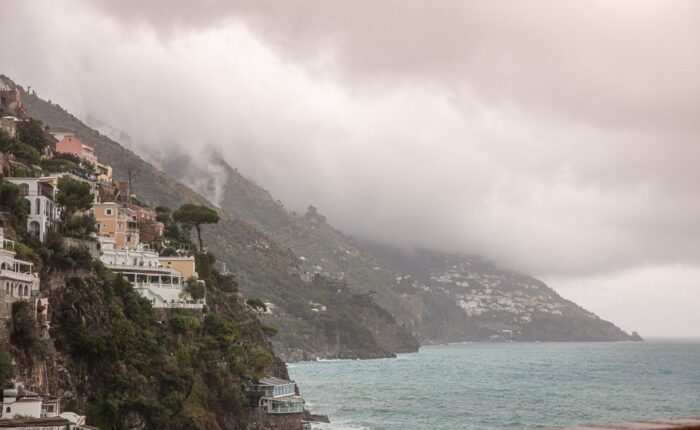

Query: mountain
left=148, top=149, right=641, bottom=345
left=14, top=75, right=640, bottom=361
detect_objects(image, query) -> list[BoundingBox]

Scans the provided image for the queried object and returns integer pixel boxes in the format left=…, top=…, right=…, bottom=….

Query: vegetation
left=0, top=349, right=13, bottom=388
left=184, top=276, right=205, bottom=300
left=56, top=176, right=93, bottom=216
left=16, top=118, right=52, bottom=153
left=155, top=206, right=192, bottom=250
left=11, top=301, right=42, bottom=361
left=246, top=298, right=267, bottom=314
left=172, top=204, right=220, bottom=251
left=0, top=176, right=30, bottom=229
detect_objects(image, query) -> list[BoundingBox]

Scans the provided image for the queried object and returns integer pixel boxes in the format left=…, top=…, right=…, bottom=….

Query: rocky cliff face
left=2, top=233, right=289, bottom=429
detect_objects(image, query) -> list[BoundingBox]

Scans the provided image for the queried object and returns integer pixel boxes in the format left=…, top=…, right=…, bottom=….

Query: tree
left=172, top=204, right=219, bottom=251
left=184, top=276, right=205, bottom=300
left=56, top=176, right=94, bottom=226
left=0, top=177, right=30, bottom=229
left=16, top=118, right=50, bottom=153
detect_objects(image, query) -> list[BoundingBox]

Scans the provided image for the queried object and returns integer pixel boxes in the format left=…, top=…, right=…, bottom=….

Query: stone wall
left=267, top=413, right=303, bottom=430
left=63, top=237, right=100, bottom=260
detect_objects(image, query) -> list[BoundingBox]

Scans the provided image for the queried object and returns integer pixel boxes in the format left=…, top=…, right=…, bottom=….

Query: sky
left=2, top=0, right=699, bottom=337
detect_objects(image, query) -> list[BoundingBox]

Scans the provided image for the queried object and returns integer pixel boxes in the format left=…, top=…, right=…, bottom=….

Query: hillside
left=14, top=74, right=640, bottom=354
left=144, top=146, right=642, bottom=344
left=11, top=75, right=419, bottom=360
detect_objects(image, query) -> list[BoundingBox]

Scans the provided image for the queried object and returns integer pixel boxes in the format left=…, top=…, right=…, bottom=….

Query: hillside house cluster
left=0, top=82, right=210, bottom=428
left=1, top=83, right=201, bottom=310
left=98, top=236, right=204, bottom=309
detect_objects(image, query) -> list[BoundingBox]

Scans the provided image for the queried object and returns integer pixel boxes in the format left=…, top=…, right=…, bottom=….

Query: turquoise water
left=288, top=341, right=700, bottom=429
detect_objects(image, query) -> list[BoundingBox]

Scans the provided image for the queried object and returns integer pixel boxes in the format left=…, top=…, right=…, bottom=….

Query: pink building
left=55, top=136, right=98, bottom=165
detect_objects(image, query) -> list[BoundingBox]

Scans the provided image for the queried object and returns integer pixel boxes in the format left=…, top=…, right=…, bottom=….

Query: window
left=35, top=198, right=41, bottom=214
left=105, top=208, right=113, bottom=215
left=5, top=407, right=10, bottom=413
left=19, top=183, right=29, bottom=196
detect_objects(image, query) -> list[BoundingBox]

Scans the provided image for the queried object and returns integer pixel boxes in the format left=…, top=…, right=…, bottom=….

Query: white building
left=244, top=377, right=305, bottom=414
left=1, top=386, right=41, bottom=419
left=98, top=237, right=204, bottom=309
left=0, top=228, right=39, bottom=319
left=0, top=384, right=61, bottom=422
left=47, top=129, right=74, bottom=142
left=5, top=177, right=59, bottom=242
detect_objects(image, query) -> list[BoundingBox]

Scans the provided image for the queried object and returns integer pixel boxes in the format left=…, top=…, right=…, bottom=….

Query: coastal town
left=0, top=80, right=309, bottom=429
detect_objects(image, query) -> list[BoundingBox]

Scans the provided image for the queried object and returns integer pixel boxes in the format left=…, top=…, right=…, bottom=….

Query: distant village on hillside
left=0, top=80, right=308, bottom=430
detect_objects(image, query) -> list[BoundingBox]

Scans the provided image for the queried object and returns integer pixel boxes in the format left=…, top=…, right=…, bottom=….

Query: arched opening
left=29, top=221, right=40, bottom=238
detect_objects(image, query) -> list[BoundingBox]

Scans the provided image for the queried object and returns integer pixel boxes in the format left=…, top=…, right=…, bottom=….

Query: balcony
left=0, top=269, right=33, bottom=282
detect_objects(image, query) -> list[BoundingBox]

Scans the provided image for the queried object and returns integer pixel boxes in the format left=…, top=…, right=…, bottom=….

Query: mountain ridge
left=145, top=140, right=642, bottom=345
left=13, top=74, right=640, bottom=361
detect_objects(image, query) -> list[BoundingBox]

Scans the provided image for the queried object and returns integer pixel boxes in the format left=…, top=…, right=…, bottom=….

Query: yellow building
left=96, top=162, right=113, bottom=183
left=90, top=202, right=139, bottom=249
left=158, top=256, right=197, bottom=279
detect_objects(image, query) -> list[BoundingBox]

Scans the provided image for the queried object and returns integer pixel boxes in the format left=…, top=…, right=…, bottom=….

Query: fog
left=2, top=0, right=699, bottom=336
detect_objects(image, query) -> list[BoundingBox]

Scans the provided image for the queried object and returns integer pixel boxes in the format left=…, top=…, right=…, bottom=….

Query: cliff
left=2, top=232, right=287, bottom=429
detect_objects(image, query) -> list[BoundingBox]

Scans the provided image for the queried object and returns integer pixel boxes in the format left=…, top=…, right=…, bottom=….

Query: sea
left=288, top=341, right=700, bottom=430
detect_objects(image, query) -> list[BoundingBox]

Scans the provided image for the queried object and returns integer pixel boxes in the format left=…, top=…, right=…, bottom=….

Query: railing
left=267, top=399, right=304, bottom=414
left=544, top=417, right=700, bottom=429
left=106, top=263, right=168, bottom=271
left=156, top=301, right=205, bottom=309
left=133, top=281, right=183, bottom=289
left=0, top=269, right=33, bottom=282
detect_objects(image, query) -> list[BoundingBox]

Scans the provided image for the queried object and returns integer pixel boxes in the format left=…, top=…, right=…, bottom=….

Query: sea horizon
left=290, top=341, right=700, bottom=429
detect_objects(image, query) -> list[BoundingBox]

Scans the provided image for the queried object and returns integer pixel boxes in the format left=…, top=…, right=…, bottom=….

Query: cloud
left=545, top=264, right=700, bottom=338
left=3, top=0, right=700, bottom=288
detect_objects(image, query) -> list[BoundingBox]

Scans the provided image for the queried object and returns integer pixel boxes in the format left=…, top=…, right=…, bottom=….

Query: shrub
left=247, top=348, right=273, bottom=373
left=14, top=242, right=42, bottom=272
left=246, top=299, right=267, bottom=314
left=169, top=314, right=202, bottom=335
left=64, top=213, right=97, bottom=238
